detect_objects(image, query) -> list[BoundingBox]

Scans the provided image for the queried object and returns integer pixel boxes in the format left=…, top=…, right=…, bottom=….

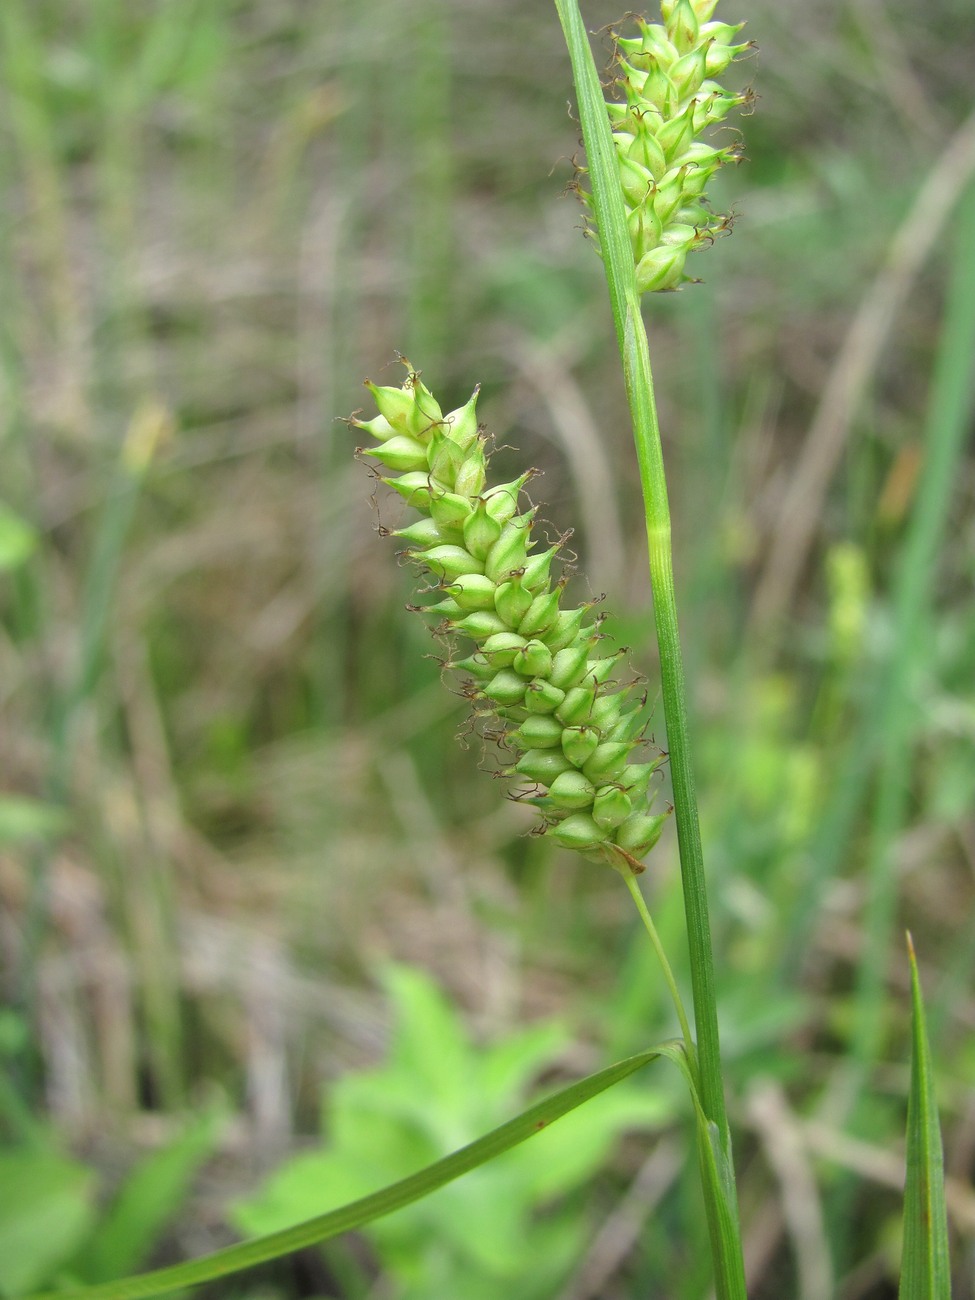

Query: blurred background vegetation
left=1, top=0, right=974, bottom=1297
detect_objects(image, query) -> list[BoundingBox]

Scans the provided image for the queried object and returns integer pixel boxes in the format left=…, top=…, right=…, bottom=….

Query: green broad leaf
left=25, top=1048, right=663, bottom=1300
left=899, top=935, right=951, bottom=1299
left=0, top=1150, right=96, bottom=1297
left=0, top=504, right=38, bottom=571
left=69, top=1109, right=224, bottom=1283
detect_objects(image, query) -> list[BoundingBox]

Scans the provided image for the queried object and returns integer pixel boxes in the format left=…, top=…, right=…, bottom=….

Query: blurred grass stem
left=851, top=184, right=975, bottom=1081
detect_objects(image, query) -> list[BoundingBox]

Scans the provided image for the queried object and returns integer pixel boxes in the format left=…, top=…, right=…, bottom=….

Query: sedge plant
left=18, top=4, right=956, bottom=1300
left=350, top=0, right=753, bottom=1291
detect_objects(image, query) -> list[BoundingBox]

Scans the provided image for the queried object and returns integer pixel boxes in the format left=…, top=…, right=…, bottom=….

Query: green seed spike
left=454, top=438, right=487, bottom=496
left=427, top=430, right=466, bottom=487
left=365, top=380, right=422, bottom=434
left=451, top=654, right=493, bottom=681
left=607, top=706, right=649, bottom=743
left=350, top=411, right=397, bottom=441
left=619, top=759, right=663, bottom=797
left=576, top=4, right=749, bottom=293
left=355, top=367, right=668, bottom=872
left=616, top=810, right=670, bottom=857
left=589, top=690, right=633, bottom=732
left=585, top=649, right=628, bottom=686
left=424, top=597, right=464, bottom=620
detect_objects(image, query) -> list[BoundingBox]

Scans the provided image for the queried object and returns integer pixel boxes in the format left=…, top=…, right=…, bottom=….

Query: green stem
left=553, top=0, right=730, bottom=1156
left=554, top=4, right=744, bottom=1293
left=624, top=873, right=695, bottom=1060
left=622, top=294, right=726, bottom=1124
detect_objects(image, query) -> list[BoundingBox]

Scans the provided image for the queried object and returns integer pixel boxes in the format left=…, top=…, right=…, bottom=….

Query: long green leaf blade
left=25, top=1049, right=663, bottom=1300
left=656, top=1041, right=745, bottom=1300
left=899, top=935, right=951, bottom=1299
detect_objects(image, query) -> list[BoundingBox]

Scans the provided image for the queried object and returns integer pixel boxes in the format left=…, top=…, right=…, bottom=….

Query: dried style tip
left=353, top=362, right=671, bottom=876
left=585, top=2, right=751, bottom=293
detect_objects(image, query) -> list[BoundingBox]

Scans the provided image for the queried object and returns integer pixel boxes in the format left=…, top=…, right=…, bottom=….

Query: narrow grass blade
left=69, top=1109, right=224, bottom=1284
left=899, top=935, right=951, bottom=1299
left=852, top=183, right=975, bottom=1080
left=25, top=1050, right=663, bottom=1300
left=655, top=1042, right=746, bottom=1300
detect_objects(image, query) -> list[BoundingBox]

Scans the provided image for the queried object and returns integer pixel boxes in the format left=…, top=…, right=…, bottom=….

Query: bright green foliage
left=0, top=1151, right=96, bottom=1297
left=353, top=364, right=671, bottom=875
left=0, top=1115, right=221, bottom=1299
left=67, top=1110, right=222, bottom=1285
left=900, top=937, right=951, bottom=1299
left=233, top=966, right=673, bottom=1300
left=0, top=503, right=38, bottom=571
left=582, top=0, right=751, bottom=293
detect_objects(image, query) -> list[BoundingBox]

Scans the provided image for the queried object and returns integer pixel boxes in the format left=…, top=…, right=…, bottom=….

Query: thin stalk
left=624, top=873, right=695, bottom=1059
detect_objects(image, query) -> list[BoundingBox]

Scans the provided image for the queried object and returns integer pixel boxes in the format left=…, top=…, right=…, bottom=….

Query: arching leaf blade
left=27, top=1048, right=665, bottom=1300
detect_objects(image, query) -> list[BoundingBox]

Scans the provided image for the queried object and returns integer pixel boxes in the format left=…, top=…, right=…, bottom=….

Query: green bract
left=582, top=0, right=751, bottom=293
left=353, top=364, right=670, bottom=875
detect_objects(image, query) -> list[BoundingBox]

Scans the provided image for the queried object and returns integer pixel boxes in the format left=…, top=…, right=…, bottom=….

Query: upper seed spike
left=588, top=3, right=748, bottom=293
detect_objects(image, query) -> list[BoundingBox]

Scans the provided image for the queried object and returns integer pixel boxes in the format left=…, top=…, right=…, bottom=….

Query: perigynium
left=351, top=364, right=670, bottom=878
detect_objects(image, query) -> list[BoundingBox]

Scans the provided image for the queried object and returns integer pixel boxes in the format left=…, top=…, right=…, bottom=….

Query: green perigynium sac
left=589, top=0, right=751, bottom=293
left=353, top=366, right=670, bottom=876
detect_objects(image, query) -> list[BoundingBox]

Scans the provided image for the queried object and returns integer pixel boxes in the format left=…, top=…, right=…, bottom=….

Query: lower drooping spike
left=352, top=362, right=671, bottom=875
